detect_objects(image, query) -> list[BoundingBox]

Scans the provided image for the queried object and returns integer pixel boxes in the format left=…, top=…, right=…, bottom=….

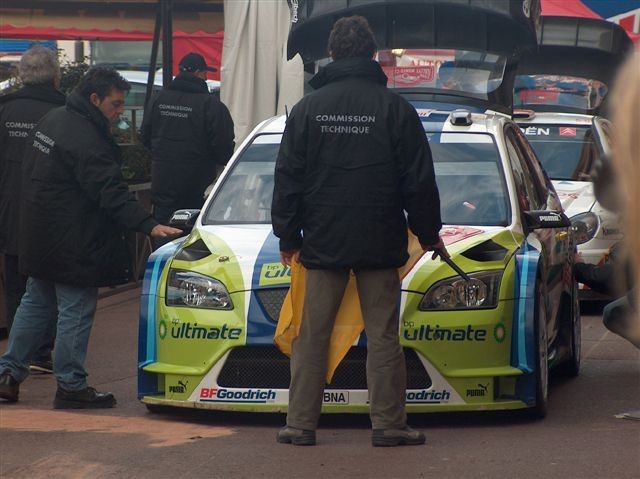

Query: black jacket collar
left=168, top=73, right=209, bottom=94
left=66, top=91, right=114, bottom=141
left=0, top=84, right=66, bottom=105
left=309, top=57, right=388, bottom=90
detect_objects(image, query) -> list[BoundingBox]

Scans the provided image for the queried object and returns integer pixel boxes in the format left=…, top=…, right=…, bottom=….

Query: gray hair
left=18, top=45, right=60, bottom=85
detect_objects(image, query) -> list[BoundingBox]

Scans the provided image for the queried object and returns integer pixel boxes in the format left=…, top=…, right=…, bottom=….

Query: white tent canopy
left=222, top=0, right=304, bottom=144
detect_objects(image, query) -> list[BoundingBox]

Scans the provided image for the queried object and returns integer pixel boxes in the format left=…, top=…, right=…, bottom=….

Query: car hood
left=551, top=180, right=595, bottom=217
left=169, top=224, right=521, bottom=295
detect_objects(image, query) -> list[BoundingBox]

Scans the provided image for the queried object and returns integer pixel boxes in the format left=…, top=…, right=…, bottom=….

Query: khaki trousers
left=286, top=268, right=407, bottom=430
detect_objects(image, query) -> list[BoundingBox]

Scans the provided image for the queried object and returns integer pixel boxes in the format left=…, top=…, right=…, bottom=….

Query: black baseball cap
left=179, top=52, right=217, bottom=73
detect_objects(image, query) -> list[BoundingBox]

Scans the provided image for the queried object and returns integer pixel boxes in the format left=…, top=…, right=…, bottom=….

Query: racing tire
left=556, top=279, right=581, bottom=377
left=529, top=281, right=549, bottom=419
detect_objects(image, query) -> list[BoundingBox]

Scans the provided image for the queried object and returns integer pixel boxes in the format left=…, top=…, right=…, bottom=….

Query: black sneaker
left=53, top=386, right=116, bottom=409
left=30, top=359, right=54, bottom=374
left=372, top=426, right=426, bottom=447
left=0, top=371, right=20, bottom=403
left=276, top=426, right=316, bottom=446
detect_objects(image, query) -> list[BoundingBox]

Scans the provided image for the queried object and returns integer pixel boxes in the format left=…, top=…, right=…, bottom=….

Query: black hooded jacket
left=272, top=58, right=442, bottom=270
left=19, top=91, right=157, bottom=287
left=0, top=84, right=66, bottom=255
left=140, top=73, right=235, bottom=209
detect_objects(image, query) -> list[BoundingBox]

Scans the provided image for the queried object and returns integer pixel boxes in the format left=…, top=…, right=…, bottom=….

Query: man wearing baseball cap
left=178, top=52, right=218, bottom=74
left=141, top=52, right=235, bottom=247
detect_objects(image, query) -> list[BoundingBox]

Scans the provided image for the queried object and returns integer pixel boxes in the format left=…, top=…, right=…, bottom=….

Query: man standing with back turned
left=141, top=52, right=235, bottom=245
left=0, top=67, right=181, bottom=408
left=272, top=16, right=446, bottom=446
left=0, top=45, right=65, bottom=373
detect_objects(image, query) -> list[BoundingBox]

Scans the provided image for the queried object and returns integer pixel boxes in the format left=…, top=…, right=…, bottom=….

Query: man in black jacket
left=0, top=68, right=181, bottom=408
left=141, top=52, right=235, bottom=245
left=0, top=46, right=65, bottom=373
left=272, top=16, right=446, bottom=447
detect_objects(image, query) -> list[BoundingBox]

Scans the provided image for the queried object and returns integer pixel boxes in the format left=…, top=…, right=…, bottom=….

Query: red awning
left=0, top=25, right=224, bottom=79
left=541, top=0, right=601, bottom=19
left=0, top=25, right=156, bottom=41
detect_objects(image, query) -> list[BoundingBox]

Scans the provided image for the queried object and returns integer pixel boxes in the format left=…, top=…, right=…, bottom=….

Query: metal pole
left=161, top=0, right=174, bottom=88
left=144, top=3, right=162, bottom=113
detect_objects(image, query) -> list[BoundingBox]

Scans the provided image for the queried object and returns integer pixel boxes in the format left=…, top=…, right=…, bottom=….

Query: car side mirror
left=523, top=210, right=571, bottom=230
left=168, top=209, right=201, bottom=234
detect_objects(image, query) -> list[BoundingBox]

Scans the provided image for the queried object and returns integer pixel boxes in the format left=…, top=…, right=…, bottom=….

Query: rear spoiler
left=516, top=16, right=633, bottom=115
left=287, top=0, right=541, bottom=62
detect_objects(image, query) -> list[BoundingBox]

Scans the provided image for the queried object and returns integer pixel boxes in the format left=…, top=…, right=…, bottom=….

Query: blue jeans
left=0, top=277, right=98, bottom=391
left=3, top=254, right=57, bottom=361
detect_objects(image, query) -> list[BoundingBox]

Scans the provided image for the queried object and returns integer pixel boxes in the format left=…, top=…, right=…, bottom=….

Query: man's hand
left=280, top=249, right=300, bottom=267
left=421, top=237, right=450, bottom=260
left=150, top=224, right=183, bottom=238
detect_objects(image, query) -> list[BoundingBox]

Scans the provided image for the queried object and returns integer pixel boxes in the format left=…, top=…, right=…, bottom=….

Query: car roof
left=514, top=111, right=594, bottom=125
left=118, top=70, right=220, bottom=91
left=119, top=70, right=163, bottom=86
left=251, top=109, right=509, bottom=138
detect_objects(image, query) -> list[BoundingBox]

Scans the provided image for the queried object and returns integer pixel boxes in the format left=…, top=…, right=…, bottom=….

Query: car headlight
left=419, top=271, right=502, bottom=311
left=570, top=212, right=599, bottom=245
left=166, top=269, right=233, bottom=309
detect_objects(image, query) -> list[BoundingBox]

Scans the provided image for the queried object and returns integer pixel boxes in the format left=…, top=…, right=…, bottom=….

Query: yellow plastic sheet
left=274, top=231, right=426, bottom=384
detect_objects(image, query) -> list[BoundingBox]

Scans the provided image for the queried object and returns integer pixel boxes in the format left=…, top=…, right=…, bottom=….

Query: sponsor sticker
left=440, top=226, right=483, bottom=246
left=160, top=322, right=242, bottom=341
left=168, top=380, right=189, bottom=394
left=522, top=126, right=550, bottom=136
left=323, top=391, right=349, bottom=404
left=199, top=388, right=276, bottom=403
left=259, top=262, right=291, bottom=286
left=466, top=383, right=489, bottom=398
left=403, top=324, right=488, bottom=342
left=416, top=109, right=436, bottom=118
left=406, top=389, right=451, bottom=404
left=493, top=323, right=506, bottom=343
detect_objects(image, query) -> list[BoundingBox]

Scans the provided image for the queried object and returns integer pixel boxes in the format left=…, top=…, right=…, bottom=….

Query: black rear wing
left=287, top=0, right=541, bottom=62
left=516, top=16, right=633, bottom=114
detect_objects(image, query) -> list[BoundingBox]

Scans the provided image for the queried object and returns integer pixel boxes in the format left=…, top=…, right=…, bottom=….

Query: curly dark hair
left=74, top=67, right=130, bottom=100
left=328, top=16, right=377, bottom=60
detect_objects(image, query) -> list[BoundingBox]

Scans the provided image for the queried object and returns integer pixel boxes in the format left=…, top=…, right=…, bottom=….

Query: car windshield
left=428, top=133, right=509, bottom=226
left=514, top=74, right=607, bottom=110
left=521, top=125, right=596, bottom=180
left=378, top=49, right=507, bottom=94
left=203, top=132, right=509, bottom=226
left=203, top=134, right=281, bottom=224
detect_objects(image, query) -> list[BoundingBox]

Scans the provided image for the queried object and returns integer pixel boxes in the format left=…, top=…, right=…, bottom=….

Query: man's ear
left=89, top=92, right=101, bottom=107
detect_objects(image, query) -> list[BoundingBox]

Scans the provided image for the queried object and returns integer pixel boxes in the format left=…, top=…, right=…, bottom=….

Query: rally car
left=138, top=0, right=579, bottom=418
left=513, top=16, right=633, bottom=298
left=138, top=108, right=579, bottom=418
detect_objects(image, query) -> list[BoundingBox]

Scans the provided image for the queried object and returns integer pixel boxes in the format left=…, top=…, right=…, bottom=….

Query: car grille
left=254, top=288, right=289, bottom=322
left=217, top=346, right=431, bottom=390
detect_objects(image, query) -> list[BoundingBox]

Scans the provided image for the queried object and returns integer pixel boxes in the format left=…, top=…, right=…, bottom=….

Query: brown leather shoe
left=276, top=426, right=316, bottom=446
left=0, top=371, right=19, bottom=403
left=372, top=426, right=426, bottom=447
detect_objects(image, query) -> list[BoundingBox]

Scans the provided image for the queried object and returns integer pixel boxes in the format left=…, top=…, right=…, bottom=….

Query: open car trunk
left=515, top=16, right=633, bottom=115
left=286, top=0, right=542, bottom=114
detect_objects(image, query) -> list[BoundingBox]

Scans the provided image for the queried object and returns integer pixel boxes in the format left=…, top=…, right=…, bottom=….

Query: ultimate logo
left=158, top=320, right=242, bottom=341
